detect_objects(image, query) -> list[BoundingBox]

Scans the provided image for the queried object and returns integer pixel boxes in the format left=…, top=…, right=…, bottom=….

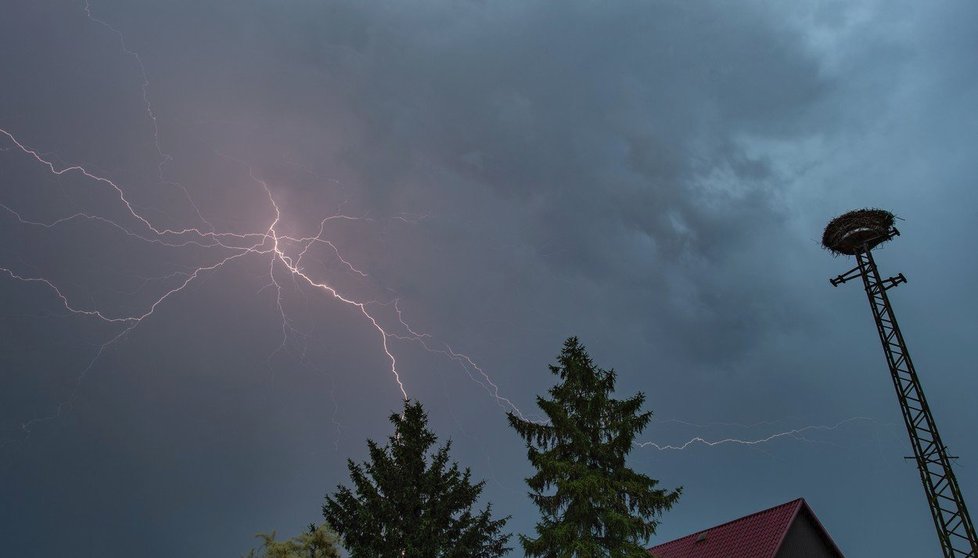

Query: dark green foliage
left=508, top=337, right=681, bottom=557
left=324, top=400, right=511, bottom=558
left=244, top=522, right=341, bottom=558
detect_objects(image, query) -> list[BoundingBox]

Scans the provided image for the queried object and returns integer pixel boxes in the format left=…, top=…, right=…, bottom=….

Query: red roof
left=648, top=498, right=844, bottom=558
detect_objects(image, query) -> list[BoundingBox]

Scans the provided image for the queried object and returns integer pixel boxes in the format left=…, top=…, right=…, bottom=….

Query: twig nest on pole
left=822, top=208, right=895, bottom=255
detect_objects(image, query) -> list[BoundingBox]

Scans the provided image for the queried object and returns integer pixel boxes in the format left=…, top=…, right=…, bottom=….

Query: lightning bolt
left=0, top=9, right=539, bottom=441
left=1, top=2, right=878, bottom=460
left=0, top=120, right=885, bottom=454
left=2, top=123, right=541, bottom=435
left=637, top=416, right=879, bottom=451
left=1, top=3, right=540, bottom=444
left=0, top=126, right=406, bottom=398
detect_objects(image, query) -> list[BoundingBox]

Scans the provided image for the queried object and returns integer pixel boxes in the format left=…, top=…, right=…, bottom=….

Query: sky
left=1, top=1, right=977, bottom=556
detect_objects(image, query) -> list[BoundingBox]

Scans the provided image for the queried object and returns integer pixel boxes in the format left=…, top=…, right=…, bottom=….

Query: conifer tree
left=324, top=400, right=510, bottom=558
left=508, top=337, right=681, bottom=557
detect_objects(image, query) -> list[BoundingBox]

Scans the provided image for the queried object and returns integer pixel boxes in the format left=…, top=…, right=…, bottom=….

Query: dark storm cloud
left=210, top=0, right=837, bottom=363
left=2, top=1, right=977, bottom=557
left=82, top=0, right=838, bottom=369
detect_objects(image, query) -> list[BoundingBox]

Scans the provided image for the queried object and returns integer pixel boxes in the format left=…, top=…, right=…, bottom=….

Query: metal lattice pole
left=826, top=212, right=978, bottom=558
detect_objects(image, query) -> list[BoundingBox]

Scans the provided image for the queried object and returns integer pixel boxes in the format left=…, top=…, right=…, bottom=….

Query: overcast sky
left=1, top=1, right=977, bottom=556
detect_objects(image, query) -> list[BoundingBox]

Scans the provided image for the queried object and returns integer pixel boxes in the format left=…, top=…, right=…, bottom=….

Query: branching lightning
left=0, top=122, right=544, bottom=415
left=0, top=3, right=543, bottom=435
left=0, top=5, right=536, bottom=434
left=1, top=2, right=880, bottom=458
left=0, top=121, right=880, bottom=448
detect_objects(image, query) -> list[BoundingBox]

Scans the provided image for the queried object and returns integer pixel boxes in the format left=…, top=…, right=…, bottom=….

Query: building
left=648, top=498, right=845, bottom=558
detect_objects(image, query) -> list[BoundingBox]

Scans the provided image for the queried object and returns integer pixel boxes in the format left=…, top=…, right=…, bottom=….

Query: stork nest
left=822, top=208, right=896, bottom=255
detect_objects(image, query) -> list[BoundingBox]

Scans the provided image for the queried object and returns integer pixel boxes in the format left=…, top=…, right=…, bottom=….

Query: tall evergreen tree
left=508, top=337, right=681, bottom=557
left=324, top=400, right=511, bottom=558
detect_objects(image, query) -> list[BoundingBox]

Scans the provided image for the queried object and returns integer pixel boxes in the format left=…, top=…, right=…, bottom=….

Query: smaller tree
left=324, top=400, right=511, bottom=558
left=245, top=522, right=341, bottom=558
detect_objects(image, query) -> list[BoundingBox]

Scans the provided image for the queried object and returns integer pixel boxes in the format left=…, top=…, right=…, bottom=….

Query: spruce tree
left=508, top=337, right=681, bottom=557
left=324, top=400, right=510, bottom=558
